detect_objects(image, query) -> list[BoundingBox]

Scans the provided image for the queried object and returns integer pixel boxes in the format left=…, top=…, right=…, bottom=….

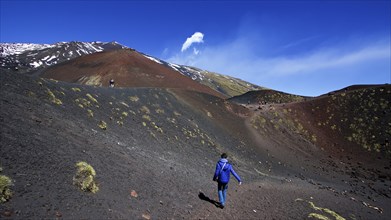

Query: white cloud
left=181, top=32, right=204, bottom=52
left=262, top=44, right=390, bottom=77
left=170, top=37, right=389, bottom=78
left=168, top=33, right=390, bottom=96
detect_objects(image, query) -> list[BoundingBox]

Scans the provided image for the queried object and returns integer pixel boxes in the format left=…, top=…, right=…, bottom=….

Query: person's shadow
left=198, top=192, right=220, bottom=208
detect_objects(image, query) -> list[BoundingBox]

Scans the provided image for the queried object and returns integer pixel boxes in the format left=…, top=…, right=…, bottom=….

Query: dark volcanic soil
left=1, top=72, right=390, bottom=219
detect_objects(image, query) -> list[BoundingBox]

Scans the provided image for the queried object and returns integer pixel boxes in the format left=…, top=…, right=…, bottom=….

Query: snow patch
left=30, top=60, right=43, bottom=67
left=42, top=55, right=51, bottom=61
left=143, top=55, right=163, bottom=64
left=46, top=55, right=57, bottom=62
left=168, top=63, right=181, bottom=72
left=170, top=63, right=180, bottom=68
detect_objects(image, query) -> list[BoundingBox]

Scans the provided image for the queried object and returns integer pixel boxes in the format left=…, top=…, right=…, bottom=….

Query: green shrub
left=142, top=115, right=151, bottom=121
left=155, top=108, right=164, bottom=114
left=86, top=93, right=98, bottom=104
left=140, top=106, right=150, bottom=114
left=129, top=96, right=139, bottom=102
left=73, top=162, right=99, bottom=193
left=0, top=174, right=13, bottom=203
left=98, top=121, right=107, bottom=130
left=47, top=89, right=62, bottom=105
left=87, top=109, right=94, bottom=118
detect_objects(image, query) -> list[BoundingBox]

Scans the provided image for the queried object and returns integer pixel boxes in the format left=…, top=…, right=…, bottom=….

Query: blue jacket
left=213, top=158, right=241, bottom=184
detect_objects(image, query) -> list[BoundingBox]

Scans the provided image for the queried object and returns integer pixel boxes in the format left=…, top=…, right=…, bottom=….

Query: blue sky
left=1, top=0, right=390, bottom=96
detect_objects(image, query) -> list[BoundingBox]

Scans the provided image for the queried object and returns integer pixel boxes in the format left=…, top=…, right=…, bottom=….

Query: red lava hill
left=284, top=84, right=391, bottom=160
left=40, top=49, right=225, bottom=98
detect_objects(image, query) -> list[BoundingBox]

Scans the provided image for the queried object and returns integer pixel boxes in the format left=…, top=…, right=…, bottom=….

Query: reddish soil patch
left=40, top=49, right=224, bottom=98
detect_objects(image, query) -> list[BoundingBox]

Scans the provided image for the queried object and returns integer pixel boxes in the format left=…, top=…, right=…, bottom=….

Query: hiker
left=109, top=79, right=115, bottom=88
left=213, top=153, right=242, bottom=209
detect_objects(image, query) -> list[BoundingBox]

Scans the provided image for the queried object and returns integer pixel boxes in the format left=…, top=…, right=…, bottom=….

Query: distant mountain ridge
left=0, top=41, right=264, bottom=97
left=0, top=43, right=55, bottom=57
left=0, top=41, right=127, bottom=73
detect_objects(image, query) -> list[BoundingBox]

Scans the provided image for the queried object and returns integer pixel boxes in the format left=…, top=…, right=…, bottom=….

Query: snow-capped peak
left=0, top=43, right=55, bottom=57
left=0, top=41, right=128, bottom=72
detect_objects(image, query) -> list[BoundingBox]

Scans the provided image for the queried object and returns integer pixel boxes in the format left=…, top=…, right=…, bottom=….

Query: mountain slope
left=169, top=65, right=266, bottom=97
left=40, top=49, right=225, bottom=98
left=1, top=70, right=390, bottom=219
left=139, top=56, right=265, bottom=98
